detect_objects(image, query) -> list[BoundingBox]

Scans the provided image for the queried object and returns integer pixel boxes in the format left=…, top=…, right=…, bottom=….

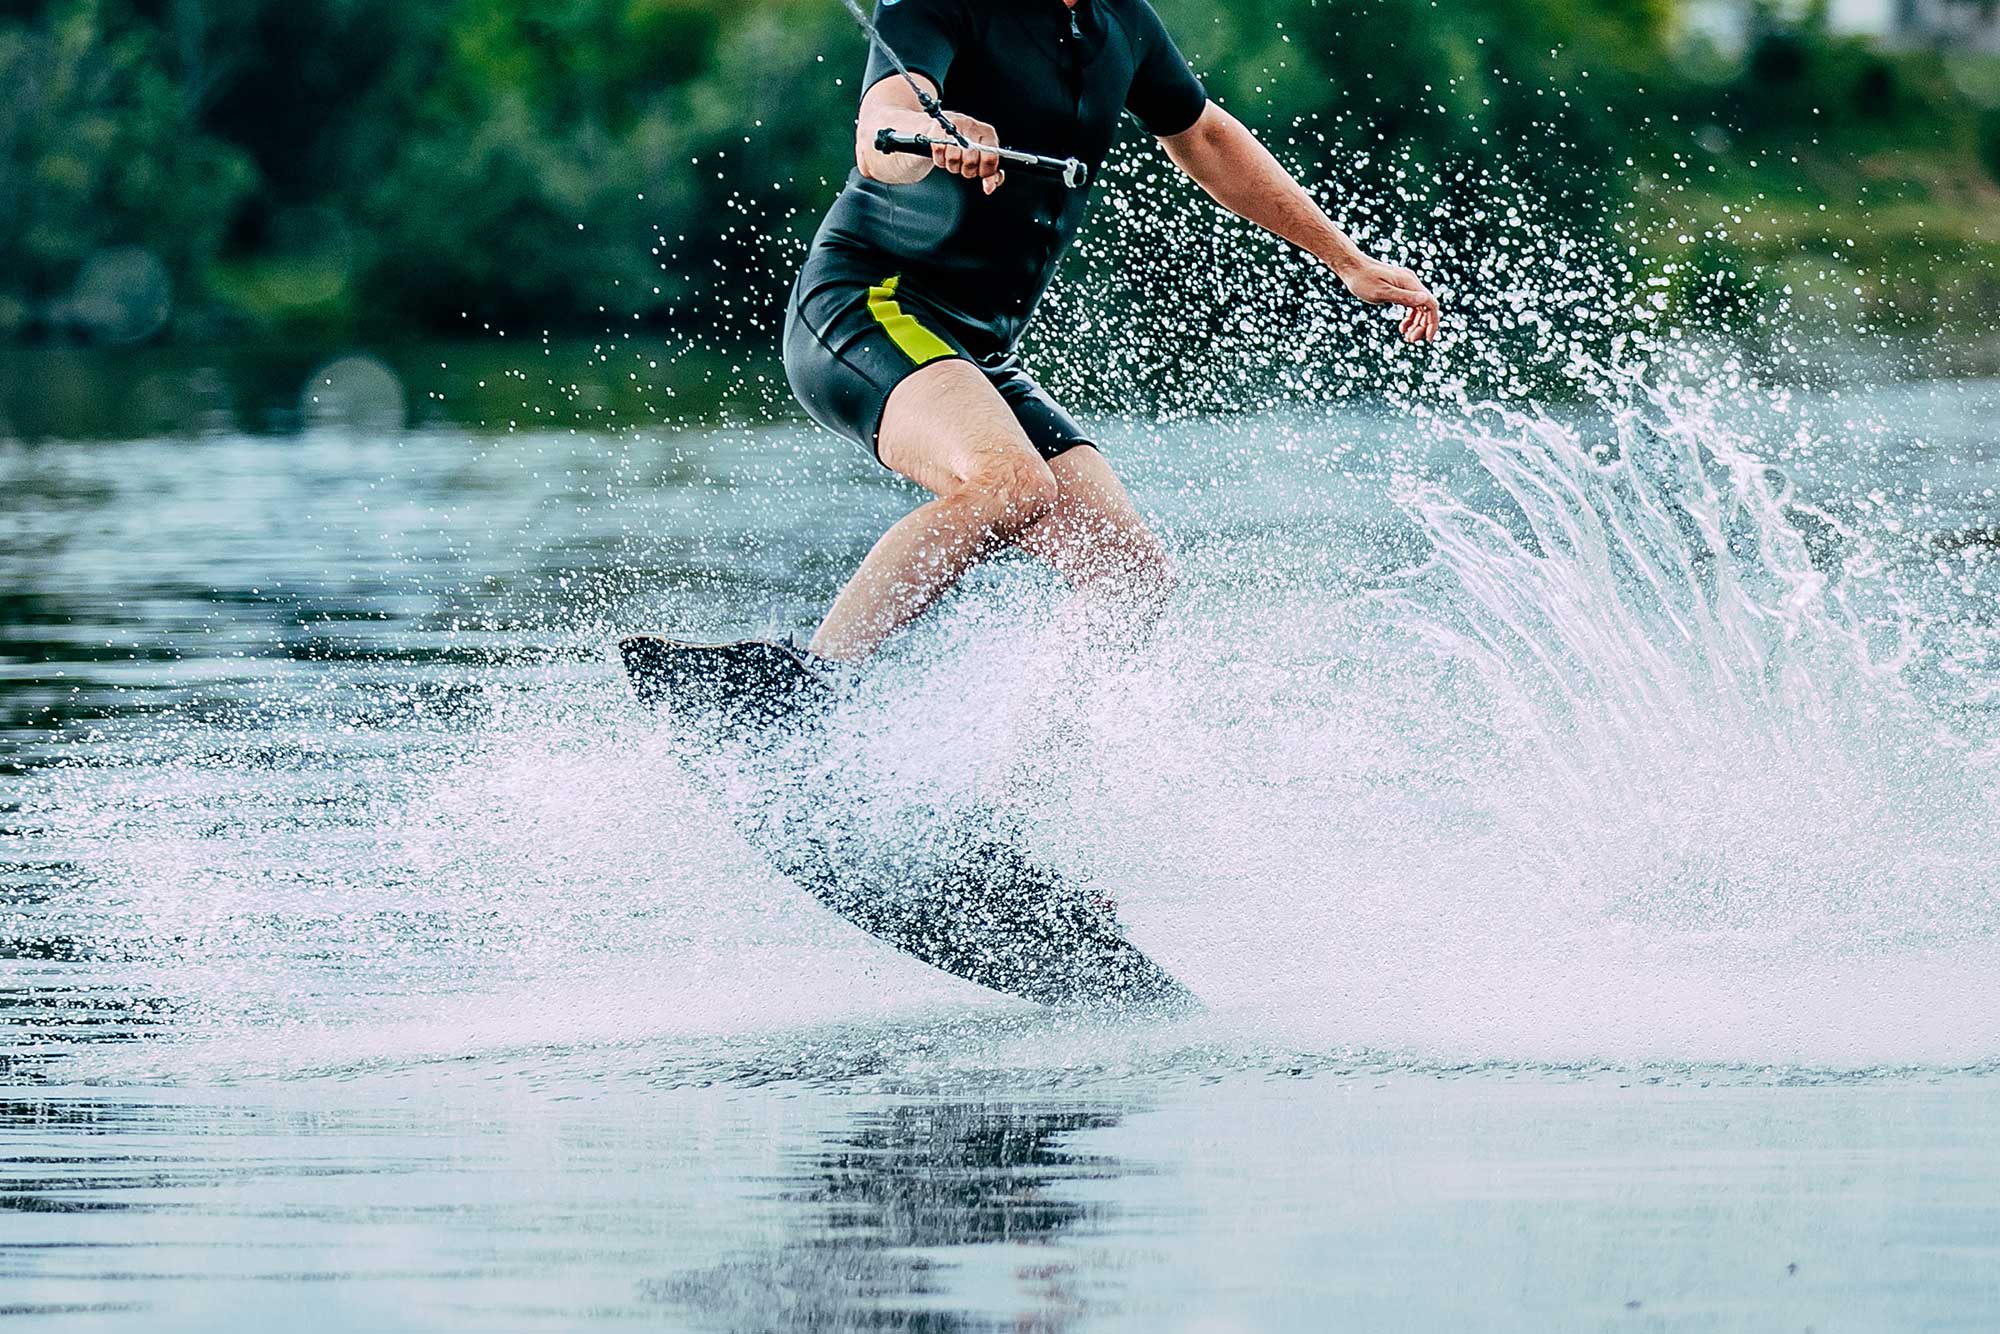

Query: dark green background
left=3, top=0, right=1998, bottom=434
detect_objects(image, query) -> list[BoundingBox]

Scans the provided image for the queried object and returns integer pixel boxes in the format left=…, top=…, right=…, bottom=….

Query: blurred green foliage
left=0, top=0, right=255, bottom=336
left=1, top=0, right=1997, bottom=345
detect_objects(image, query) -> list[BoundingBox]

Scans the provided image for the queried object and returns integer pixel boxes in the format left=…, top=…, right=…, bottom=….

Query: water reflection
left=654, top=1102, right=1126, bottom=1331
left=0, top=1087, right=1135, bottom=1332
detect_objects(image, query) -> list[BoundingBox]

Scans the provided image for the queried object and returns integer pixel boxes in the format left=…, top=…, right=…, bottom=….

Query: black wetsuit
left=783, top=0, right=1207, bottom=462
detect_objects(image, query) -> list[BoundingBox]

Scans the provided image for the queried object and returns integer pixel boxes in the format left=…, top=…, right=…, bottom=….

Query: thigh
left=991, top=370, right=1093, bottom=463
left=1010, top=445, right=1168, bottom=585
left=878, top=358, right=1049, bottom=496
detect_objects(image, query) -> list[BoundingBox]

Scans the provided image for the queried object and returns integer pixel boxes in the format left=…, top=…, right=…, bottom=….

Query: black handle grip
left=872, top=128, right=933, bottom=159
left=873, top=128, right=1088, bottom=189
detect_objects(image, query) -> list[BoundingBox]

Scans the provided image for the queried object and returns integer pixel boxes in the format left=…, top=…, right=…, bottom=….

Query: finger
left=983, top=168, right=1006, bottom=194
left=977, top=148, right=1000, bottom=179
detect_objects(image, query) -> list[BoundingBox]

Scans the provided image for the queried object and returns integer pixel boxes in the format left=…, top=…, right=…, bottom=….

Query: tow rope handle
left=874, top=128, right=1089, bottom=190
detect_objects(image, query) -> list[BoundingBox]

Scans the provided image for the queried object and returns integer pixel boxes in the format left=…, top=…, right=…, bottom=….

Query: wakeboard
left=617, top=634, right=1197, bottom=1013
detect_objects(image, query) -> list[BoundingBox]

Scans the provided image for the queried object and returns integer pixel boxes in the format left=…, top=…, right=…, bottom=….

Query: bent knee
left=955, top=454, right=1059, bottom=541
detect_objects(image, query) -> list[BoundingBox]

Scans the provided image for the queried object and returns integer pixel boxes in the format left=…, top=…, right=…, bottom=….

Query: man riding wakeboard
left=785, top=0, right=1442, bottom=662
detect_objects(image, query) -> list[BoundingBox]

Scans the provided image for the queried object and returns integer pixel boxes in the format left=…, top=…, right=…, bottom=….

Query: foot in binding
left=780, top=630, right=868, bottom=695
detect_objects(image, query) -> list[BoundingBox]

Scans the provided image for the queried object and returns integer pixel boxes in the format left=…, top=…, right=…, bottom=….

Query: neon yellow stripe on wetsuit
left=866, top=276, right=955, bottom=366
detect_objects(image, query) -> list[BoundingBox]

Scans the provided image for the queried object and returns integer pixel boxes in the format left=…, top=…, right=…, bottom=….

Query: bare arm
left=1161, top=102, right=1440, bottom=344
left=856, top=74, right=1007, bottom=195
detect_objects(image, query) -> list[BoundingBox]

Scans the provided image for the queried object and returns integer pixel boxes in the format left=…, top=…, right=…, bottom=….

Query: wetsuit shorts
left=782, top=248, right=1091, bottom=467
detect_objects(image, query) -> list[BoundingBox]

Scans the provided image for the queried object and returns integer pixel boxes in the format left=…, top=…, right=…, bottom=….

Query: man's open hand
left=1340, top=256, right=1440, bottom=344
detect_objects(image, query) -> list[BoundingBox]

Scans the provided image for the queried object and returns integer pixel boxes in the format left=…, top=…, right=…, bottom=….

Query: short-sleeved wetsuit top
left=821, top=0, right=1208, bottom=356
left=783, top=0, right=1207, bottom=461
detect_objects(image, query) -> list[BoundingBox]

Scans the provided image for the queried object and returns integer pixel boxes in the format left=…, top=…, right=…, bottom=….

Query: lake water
left=3, top=368, right=1998, bottom=1329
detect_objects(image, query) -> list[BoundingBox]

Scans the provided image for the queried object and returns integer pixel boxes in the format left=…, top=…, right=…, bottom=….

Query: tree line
left=3, top=0, right=1997, bottom=347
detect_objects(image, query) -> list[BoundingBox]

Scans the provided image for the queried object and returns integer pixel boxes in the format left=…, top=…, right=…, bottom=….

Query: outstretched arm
left=1160, top=102, right=1440, bottom=344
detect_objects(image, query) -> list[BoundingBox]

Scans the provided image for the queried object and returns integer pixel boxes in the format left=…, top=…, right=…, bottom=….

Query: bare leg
left=1010, top=445, right=1178, bottom=644
left=810, top=360, right=1058, bottom=662
left=985, top=447, right=1178, bottom=812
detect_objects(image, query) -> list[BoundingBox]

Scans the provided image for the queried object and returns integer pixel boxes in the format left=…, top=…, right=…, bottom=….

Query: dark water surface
left=3, top=376, right=1999, bottom=1328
